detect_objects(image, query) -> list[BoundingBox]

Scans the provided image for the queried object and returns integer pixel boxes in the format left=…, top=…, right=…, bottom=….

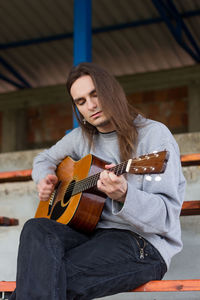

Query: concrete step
left=0, top=181, right=38, bottom=281
left=0, top=181, right=38, bottom=222
left=0, top=149, right=41, bottom=172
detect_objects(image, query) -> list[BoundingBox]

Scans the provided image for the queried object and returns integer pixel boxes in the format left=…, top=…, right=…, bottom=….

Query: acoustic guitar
left=35, top=150, right=169, bottom=233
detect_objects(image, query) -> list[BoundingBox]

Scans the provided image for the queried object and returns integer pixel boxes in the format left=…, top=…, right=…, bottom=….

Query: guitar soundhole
left=63, top=179, right=76, bottom=205
left=50, top=179, right=76, bottom=221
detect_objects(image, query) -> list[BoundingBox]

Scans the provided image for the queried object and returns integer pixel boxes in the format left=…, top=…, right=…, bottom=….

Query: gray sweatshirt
left=32, top=115, right=186, bottom=269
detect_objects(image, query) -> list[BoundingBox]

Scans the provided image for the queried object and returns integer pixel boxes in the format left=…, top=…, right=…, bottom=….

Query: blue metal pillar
left=73, top=0, right=92, bottom=128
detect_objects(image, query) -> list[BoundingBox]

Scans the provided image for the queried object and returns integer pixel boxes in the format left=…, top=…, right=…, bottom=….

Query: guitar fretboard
left=72, top=160, right=128, bottom=196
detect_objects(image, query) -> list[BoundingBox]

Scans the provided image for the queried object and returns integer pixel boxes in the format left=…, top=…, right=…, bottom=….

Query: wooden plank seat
left=0, top=281, right=16, bottom=292
left=0, top=152, right=200, bottom=294
left=132, top=279, right=200, bottom=292
left=0, top=217, right=19, bottom=226
left=0, top=169, right=32, bottom=183
left=0, top=279, right=200, bottom=294
left=181, top=153, right=200, bottom=166
left=181, top=200, right=200, bottom=216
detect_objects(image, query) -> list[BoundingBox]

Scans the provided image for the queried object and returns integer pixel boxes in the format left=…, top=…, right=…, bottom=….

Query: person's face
left=70, top=75, right=114, bottom=133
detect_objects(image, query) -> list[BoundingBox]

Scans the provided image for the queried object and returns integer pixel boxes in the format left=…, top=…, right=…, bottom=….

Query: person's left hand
left=97, top=164, right=127, bottom=203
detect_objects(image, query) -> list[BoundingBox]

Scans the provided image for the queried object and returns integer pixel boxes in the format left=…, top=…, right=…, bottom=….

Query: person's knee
left=21, top=218, right=49, bottom=238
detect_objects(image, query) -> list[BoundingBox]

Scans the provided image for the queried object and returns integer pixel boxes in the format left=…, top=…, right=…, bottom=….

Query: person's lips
left=90, top=111, right=102, bottom=118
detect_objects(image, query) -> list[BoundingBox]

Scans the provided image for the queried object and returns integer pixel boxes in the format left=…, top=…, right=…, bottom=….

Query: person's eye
left=77, top=99, right=85, bottom=106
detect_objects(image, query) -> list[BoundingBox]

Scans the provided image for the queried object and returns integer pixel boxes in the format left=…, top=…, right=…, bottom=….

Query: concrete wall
left=0, top=133, right=200, bottom=299
left=1, top=65, right=200, bottom=153
left=127, top=86, right=188, bottom=134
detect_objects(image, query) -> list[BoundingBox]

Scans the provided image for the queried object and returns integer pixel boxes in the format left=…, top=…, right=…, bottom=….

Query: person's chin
left=95, top=119, right=112, bottom=129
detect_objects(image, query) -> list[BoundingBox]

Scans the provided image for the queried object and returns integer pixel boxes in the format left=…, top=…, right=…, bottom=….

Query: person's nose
left=87, top=97, right=97, bottom=110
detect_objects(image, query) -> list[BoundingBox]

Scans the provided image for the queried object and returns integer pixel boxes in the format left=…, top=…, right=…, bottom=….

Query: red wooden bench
left=0, top=217, right=19, bottom=226
left=0, top=153, right=200, bottom=296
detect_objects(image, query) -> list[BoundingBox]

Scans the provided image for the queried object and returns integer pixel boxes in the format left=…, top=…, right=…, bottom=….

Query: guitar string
left=63, top=161, right=127, bottom=196
left=65, top=158, right=160, bottom=195
left=74, top=152, right=162, bottom=193
left=61, top=152, right=162, bottom=196
left=72, top=161, right=128, bottom=195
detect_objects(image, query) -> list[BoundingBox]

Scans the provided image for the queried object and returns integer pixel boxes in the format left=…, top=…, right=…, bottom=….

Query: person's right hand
left=37, top=174, right=58, bottom=201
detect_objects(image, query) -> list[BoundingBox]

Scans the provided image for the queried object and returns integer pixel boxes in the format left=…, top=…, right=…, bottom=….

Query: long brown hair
left=66, top=62, right=139, bottom=162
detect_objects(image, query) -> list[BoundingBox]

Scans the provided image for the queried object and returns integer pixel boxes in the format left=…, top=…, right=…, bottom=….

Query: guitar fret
left=72, top=161, right=128, bottom=196
left=120, top=163, right=124, bottom=174
left=121, top=161, right=127, bottom=174
left=72, top=173, right=100, bottom=196
left=115, top=164, right=120, bottom=176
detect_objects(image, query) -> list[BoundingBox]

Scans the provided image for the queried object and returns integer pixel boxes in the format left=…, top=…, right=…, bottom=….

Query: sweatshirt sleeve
left=112, top=126, right=186, bottom=236
left=32, top=128, right=87, bottom=184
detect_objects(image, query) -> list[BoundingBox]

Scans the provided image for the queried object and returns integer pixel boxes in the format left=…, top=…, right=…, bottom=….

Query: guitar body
left=35, top=154, right=108, bottom=232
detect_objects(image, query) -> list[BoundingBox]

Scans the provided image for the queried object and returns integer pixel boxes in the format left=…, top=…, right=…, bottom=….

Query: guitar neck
left=71, top=150, right=169, bottom=196
left=72, top=161, right=128, bottom=196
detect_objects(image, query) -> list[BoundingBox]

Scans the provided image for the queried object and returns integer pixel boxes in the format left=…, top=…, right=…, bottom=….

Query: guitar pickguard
left=50, top=179, right=76, bottom=220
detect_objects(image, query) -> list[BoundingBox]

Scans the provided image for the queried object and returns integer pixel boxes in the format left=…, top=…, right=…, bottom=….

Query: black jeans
left=9, top=218, right=167, bottom=300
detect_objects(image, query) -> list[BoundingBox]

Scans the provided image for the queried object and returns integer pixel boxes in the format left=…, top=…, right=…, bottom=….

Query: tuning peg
left=152, top=151, right=159, bottom=157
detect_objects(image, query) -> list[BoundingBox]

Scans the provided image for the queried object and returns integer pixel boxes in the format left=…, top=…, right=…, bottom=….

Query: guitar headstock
left=129, top=150, right=169, bottom=175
